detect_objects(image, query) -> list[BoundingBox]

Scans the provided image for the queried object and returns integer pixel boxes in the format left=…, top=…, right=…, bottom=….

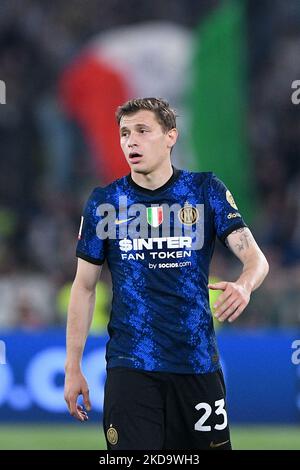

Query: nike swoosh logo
left=115, top=217, right=136, bottom=225
left=209, top=439, right=229, bottom=448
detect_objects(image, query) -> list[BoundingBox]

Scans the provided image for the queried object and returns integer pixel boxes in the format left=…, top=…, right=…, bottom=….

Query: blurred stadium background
left=0, top=0, right=300, bottom=450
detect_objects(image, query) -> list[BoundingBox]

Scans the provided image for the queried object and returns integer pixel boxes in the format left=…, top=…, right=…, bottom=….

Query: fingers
left=83, top=389, right=92, bottom=412
left=214, top=295, right=249, bottom=323
left=77, top=404, right=89, bottom=421
left=65, top=395, right=89, bottom=422
left=227, top=304, right=246, bottom=323
left=68, top=396, right=84, bottom=421
left=212, top=282, right=250, bottom=322
left=215, top=298, right=240, bottom=322
left=71, top=401, right=89, bottom=422
left=208, top=282, right=227, bottom=291
left=211, top=282, right=249, bottom=323
left=212, top=287, right=233, bottom=313
left=214, top=291, right=235, bottom=318
left=64, top=374, right=91, bottom=422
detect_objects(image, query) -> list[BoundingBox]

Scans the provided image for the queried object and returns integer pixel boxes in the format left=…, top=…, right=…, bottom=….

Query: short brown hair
left=116, top=97, right=177, bottom=132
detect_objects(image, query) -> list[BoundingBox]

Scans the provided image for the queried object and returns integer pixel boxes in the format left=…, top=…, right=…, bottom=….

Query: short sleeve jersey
left=76, top=168, right=247, bottom=373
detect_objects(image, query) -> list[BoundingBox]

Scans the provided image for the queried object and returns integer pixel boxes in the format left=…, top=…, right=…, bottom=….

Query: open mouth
left=129, top=152, right=143, bottom=163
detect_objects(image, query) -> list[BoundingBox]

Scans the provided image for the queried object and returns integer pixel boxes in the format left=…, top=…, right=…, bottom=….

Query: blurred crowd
left=0, top=0, right=299, bottom=330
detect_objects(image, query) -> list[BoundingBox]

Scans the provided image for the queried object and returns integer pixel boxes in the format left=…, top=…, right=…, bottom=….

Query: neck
left=131, top=161, right=173, bottom=190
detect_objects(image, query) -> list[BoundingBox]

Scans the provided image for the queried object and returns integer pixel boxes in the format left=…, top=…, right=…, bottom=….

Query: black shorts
left=103, top=367, right=231, bottom=450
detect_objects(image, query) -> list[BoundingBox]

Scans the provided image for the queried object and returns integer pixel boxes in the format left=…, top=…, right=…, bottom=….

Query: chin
left=132, top=167, right=147, bottom=174
left=130, top=164, right=149, bottom=174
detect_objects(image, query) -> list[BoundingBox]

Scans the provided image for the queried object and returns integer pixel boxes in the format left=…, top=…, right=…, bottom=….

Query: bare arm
left=64, top=258, right=102, bottom=421
left=208, top=227, right=269, bottom=323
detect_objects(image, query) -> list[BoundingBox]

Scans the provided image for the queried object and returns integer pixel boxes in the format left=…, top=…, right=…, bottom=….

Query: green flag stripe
left=187, top=0, right=255, bottom=223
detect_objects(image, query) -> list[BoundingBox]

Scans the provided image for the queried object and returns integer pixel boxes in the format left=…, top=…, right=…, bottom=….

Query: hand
left=208, top=281, right=251, bottom=323
left=64, top=370, right=91, bottom=422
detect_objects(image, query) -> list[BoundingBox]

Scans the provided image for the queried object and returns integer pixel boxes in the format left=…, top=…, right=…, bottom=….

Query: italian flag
left=59, top=0, right=254, bottom=221
left=147, top=207, right=163, bottom=227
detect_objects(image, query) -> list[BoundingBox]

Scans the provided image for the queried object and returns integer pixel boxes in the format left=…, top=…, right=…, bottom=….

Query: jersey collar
left=126, top=166, right=180, bottom=195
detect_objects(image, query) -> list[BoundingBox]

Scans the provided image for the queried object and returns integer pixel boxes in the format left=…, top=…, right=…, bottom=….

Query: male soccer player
left=64, top=98, right=269, bottom=450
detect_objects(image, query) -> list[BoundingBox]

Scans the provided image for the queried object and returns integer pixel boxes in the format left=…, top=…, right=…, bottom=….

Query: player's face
left=119, top=110, right=177, bottom=174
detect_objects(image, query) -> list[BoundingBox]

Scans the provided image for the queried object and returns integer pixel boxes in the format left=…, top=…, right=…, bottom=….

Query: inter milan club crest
left=178, top=202, right=199, bottom=225
left=147, top=206, right=163, bottom=227
left=107, top=425, right=118, bottom=445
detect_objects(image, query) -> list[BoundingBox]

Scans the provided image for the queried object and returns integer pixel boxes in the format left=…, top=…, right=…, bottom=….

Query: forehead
left=119, top=109, right=160, bottom=128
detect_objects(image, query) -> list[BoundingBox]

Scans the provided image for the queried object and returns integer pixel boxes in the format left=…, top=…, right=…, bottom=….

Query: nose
left=127, top=132, right=139, bottom=149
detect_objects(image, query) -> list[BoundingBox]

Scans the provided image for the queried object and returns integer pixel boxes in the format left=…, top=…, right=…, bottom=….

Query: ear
left=167, top=128, right=178, bottom=149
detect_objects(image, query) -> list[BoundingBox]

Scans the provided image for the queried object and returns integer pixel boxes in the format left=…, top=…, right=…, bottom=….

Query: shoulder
left=179, top=169, right=215, bottom=189
left=197, top=172, right=230, bottom=196
left=105, top=174, right=128, bottom=190
left=103, top=174, right=129, bottom=198
left=179, top=170, right=229, bottom=205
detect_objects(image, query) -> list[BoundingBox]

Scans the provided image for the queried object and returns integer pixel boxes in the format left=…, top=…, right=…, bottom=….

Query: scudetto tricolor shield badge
left=147, top=207, right=163, bottom=227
